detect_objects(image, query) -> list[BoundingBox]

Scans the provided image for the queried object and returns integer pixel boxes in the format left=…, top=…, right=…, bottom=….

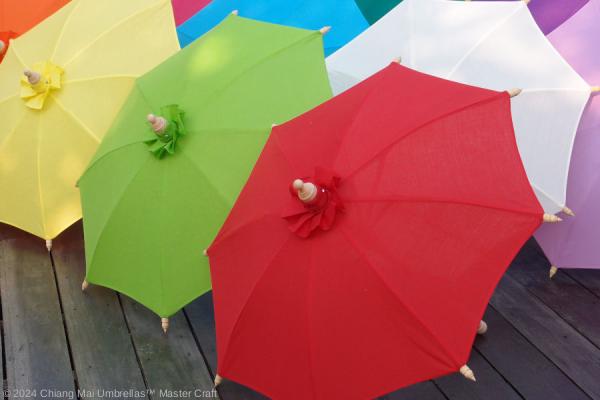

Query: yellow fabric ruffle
left=20, top=61, right=64, bottom=110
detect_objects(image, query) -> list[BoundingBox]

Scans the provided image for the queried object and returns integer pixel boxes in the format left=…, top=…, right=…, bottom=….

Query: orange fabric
left=0, top=0, right=69, bottom=34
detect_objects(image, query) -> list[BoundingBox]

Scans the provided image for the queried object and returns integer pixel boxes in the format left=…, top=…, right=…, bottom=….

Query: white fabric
left=326, top=0, right=590, bottom=214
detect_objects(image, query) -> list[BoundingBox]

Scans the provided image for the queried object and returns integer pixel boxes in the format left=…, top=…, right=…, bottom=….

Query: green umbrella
left=78, top=14, right=332, bottom=331
left=354, top=0, right=402, bottom=25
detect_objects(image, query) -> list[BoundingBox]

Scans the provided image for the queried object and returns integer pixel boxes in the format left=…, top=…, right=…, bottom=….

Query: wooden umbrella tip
left=214, top=374, right=223, bottom=387
left=0, top=40, right=5, bottom=51
left=392, top=57, right=402, bottom=64
left=45, top=239, right=53, bottom=252
left=477, top=320, right=488, bottom=335
left=203, top=249, right=208, bottom=256
left=460, top=365, right=476, bottom=382
left=508, top=88, right=522, bottom=98
left=231, top=9, right=238, bottom=15
left=320, top=26, right=331, bottom=35
left=549, top=266, right=558, bottom=279
left=543, top=214, right=562, bottom=223
left=81, top=279, right=89, bottom=292
left=562, top=206, right=575, bottom=217
left=271, top=123, right=278, bottom=128
left=592, top=86, right=600, bottom=93
left=161, top=318, right=169, bottom=334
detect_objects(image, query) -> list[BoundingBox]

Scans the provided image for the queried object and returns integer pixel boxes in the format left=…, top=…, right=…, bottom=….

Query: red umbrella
left=207, top=63, right=549, bottom=400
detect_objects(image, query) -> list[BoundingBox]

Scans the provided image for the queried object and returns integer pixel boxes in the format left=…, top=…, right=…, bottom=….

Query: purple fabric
left=535, top=0, right=600, bottom=269
left=528, top=0, right=590, bottom=34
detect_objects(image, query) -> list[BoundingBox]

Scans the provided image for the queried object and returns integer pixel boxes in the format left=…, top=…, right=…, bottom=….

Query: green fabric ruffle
left=145, top=104, right=186, bottom=159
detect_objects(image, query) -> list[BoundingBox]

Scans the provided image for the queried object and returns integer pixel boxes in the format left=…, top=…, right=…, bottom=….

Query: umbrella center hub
left=283, top=170, right=344, bottom=238
left=20, top=61, right=64, bottom=110
left=145, top=105, right=187, bottom=159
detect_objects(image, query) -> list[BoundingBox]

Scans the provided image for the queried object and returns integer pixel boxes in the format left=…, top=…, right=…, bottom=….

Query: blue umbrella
left=177, top=0, right=369, bottom=55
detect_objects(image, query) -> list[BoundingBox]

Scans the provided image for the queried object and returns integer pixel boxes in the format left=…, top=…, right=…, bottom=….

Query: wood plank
left=185, top=293, right=267, bottom=400
left=507, top=246, right=600, bottom=350
left=0, top=232, right=76, bottom=395
left=475, top=307, right=589, bottom=400
left=491, top=273, right=600, bottom=399
left=121, top=295, right=219, bottom=399
left=382, top=381, right=447, bottom=400
left=434, top=349, right=522, bottom=400
left=51, top=224, right=148, bottom=399
left=565, top=269, right=600, bottom=300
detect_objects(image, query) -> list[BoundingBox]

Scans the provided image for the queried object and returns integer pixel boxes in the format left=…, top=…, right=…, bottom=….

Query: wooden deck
left=1, top=222, right=600, bottom=400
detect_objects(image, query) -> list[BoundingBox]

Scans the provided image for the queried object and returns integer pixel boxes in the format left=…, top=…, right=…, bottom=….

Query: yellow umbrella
left=0, top=0, right=179, bottom=249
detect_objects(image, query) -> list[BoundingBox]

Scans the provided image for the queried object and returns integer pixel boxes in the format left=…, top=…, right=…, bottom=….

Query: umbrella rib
left=220, top=235, right=295, bottom=371
left=337, top=226, right=460, bottom=370
left=340, top=94, right=504, bottom=182
left=62, top=75, right=138, bottom=85
left=50, top=0, right=82, bottom=61
left=50, top=95, right=101, bottom=143
left=445, top=3, right=523, bottom=81
left=35, top=115, right=48, bottom=238
left=344, top=196, right=541, bottom=218
left=61, top=0, right=168, bottom=68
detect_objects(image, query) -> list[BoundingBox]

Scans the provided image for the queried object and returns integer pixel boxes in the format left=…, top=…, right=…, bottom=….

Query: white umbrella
left=326, top=0, right=592, bottom=214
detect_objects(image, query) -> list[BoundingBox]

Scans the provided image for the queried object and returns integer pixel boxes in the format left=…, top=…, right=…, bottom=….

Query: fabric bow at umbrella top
left=171, top=0, right=211, bottom=25
left=327, top=0, right=592, bottom=216
left=78, top=14, right=332, bottom=322
left=0, top=0, right=70, bottom=62
left=207, top=63, right=544, bottom=400
left=176, top=0, right=369, bottom=55
left=535, top=0, right=600, bottom=272
left=0, top=0, right=179, bottom=242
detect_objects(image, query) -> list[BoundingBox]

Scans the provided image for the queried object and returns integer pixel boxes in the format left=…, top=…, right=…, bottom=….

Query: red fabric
left=171, top=0, right=211, bottom=25
left=208, top=64, right=543, bottom=400
left=0, top=31, right=18, bottom=62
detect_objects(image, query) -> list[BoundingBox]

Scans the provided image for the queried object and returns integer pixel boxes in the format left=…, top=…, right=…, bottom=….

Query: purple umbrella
left=534, top=0, right=600, bottom=276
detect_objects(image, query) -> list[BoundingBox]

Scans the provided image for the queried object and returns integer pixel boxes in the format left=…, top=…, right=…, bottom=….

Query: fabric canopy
left=535, top=0, right=600, bottom=271
left=327, top=0, right=591, bottom=215
left=176, top=0, right=369, bottom=55
left=208, top=63, right=543, bottom=399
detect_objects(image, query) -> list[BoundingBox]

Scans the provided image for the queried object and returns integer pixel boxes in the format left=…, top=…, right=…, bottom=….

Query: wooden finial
left=161, top=318, right=169, bottom=333
left=203, top=249, right=208, bottom=256
left=592, top=86, right=600, bottom=93
left=523, top=0, right=531, bottom=4
left=81, top=279, right=89, bottom=292
left=45, top=239, right=53, bottom=252
left=147, top=114, right=167, bottom=134
left=24, top=69, right=41, bottom=85
left=477, top=320, right=488, bottom=335
left=320, top=26, right=331, bottom=35
left=0, top=40, right=5, bottom=52
left=231, top=9, right=238, bottom=15
left=562, top=206, right=575, bottom=217
left=508, top=88, right=522, bottom=98
left=293, top=179, right=317, bottom=203
left=543, top=214, right=562, bottom=223
left=271, top=123, right=278, bottom=128
left=460, top=365, right=476, bottom=382
left=549, top=266, right=558, bottom=279
left=392, top=57, right=402, bottom=64
left=214, top=374, right=223, bottom=387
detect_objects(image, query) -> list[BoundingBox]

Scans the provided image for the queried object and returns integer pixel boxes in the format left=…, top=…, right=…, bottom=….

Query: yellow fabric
left=20, top=61, right=64, bottom=110
left=0, top=0, right=180, bottom=240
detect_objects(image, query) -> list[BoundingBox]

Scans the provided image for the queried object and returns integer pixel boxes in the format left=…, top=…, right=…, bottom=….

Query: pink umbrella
left=172, top=0, right=211, bottom=25
left=535, top=0, right=600, bottom=276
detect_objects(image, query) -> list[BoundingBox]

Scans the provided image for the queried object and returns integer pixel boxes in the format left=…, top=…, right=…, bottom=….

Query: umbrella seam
left=35, top=115, right=48, bottom=238
left=62, top=74, right=138, bottom=85
left=344, top=197, right=541, bottom=218
left=210, top=214, right=277, bottom=251
left=337, top=226, right=461, bottom=370
left=219, top=235, right=294, bottom=374
left=50, top=94, right=101, bottom=142
left=306, top=239, right=318, bottom=400
left=340, top=92, right=506, bottom=182
left=84, top=156, right=154, bottom=276
left=61, top=0, right=169, bottom=68
left=49, top=0, right=82, bottom=61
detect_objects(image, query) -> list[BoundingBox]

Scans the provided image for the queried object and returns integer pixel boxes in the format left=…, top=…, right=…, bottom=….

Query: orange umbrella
left=0, top=0, right=70, bottom=61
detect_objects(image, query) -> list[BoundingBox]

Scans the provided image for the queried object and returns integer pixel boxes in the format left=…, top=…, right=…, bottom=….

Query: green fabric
left=79, top=15, right=332, bottom=317
left=145, top=104, right=187, bottom=158
left=354, top=0, right=402, bottom=24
